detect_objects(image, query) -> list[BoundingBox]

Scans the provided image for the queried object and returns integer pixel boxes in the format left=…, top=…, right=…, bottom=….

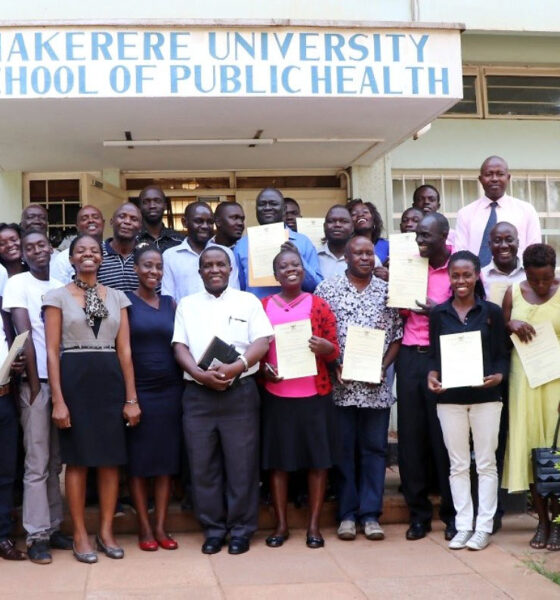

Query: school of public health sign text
left=0, top=28, right=463, bottom=99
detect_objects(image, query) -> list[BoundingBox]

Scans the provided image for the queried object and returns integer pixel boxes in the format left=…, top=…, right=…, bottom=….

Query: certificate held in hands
left=248, top=222, right=288, bottom=287
left=274, top=319, right=317, bottom=380
left=387, top=254, right=428, bottom=310
left=296, top=218, right=324, bottom=251
left=440, top=330, right=484, bottom=389
left=0, top=330, right=29, bottom=385
left=511, top=321, right=560, bottom=389
left=341, top=325, right=385, bottom=384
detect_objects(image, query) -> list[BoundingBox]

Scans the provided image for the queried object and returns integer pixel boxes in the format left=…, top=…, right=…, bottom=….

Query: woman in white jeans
left=427, top=251, right=509, bottom=551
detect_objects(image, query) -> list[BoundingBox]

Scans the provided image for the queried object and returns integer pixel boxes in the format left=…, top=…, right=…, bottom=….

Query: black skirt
left=261, top=389, right=338, bottom=471
left=59, top=351, right=127, bottom=467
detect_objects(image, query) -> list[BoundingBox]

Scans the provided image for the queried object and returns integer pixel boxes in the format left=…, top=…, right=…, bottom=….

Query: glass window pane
left=547, top=180, right=560, bottom=213
left=529, top=180, right=547, bottom=213
left=511, top=179, right=529, bottom=202
left=29, top=180, right=46, bottom=203
left=461, top=179, right=480, bottom=207
left=48, top=179, right=80, bottom=202
left=64, top=203, right=80, bottom=225
left=48, top=204, right=63, bottom=223
left=486, top=75, right=560, bottom=117
left=446, top=75, right=478, bottom=115
left=441, top=179, right=462, bottom=214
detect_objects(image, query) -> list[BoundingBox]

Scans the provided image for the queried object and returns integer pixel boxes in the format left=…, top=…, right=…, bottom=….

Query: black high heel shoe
left=96, top=534, right=124, bottom=559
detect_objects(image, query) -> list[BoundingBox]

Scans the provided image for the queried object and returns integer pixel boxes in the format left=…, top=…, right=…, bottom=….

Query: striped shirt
left=97, top=239, right=139, bottom=292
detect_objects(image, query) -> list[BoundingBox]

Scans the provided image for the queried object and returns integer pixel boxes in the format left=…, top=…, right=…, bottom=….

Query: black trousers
left=0, top=394, right=18, bottom=540
left=396, top=346, right=455, bottom=525
left=182, top=377, right=260, bottom=540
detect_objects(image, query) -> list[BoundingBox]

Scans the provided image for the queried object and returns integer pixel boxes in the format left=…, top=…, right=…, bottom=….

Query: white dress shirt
left=481, top=257, right=526, bottom=298
left=172, top=286, right=273, bottom=381
left=455, top=194, right=541, bottom=257
left=162, top=238, right=239, bottom=303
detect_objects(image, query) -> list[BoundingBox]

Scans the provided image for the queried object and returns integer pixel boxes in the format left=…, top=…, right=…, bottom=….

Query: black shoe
left=444, top=520, right=457, bottom=541
left=49, top=531, right=73, bottom=550
left=28, top=540, right=52, bottom=564
left=201, top=537, right=224, bottom=555
left=266, top=533, right=289, bottom=548
left=228, top=536, right=250, bottom=555
left=306, top=534, right=325, bottom=549
left=406, top=522, right=431, bottom=541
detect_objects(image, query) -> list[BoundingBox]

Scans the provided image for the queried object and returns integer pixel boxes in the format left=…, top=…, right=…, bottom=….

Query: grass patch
left=524, top=557, right=560, bottom=586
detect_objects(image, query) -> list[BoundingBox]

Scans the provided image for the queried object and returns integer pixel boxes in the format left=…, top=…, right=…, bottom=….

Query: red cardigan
left=261, top=294, right=340, bottom=396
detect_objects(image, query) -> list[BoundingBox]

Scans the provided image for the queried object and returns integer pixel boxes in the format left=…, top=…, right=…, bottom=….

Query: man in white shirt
left=481, top=222, right=526, bottom=302
left=162, top=202, right=238, bottom=302
left=2, top=231, right=70, bottom=564
left=455, top=156, right=541, bottom=265
left=50, top=205, right=105, bottom=284
left=318, top=205, right=354, bottom=279
left=173, top=246, right=272, bottom=556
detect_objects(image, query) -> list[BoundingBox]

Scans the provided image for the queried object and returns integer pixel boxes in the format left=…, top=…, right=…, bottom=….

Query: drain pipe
left=337, top=169, right=352, bottom=201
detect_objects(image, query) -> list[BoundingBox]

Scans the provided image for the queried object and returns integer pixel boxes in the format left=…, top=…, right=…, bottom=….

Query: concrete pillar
left=101, top=168, right=121, bottom=188
left=0, top=171, right=23, bottom=222
left=350, top=156, right=394, bottom=234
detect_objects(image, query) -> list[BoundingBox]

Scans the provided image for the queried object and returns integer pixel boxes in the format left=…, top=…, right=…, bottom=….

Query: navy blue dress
left=125, top=293, right=183, bottom=477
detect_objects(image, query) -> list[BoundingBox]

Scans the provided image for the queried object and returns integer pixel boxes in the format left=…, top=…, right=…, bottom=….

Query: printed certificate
left=0, top=331, right=29, bottom=385
left=511, top=321, right=560, bottom=388
left=274, top=319, right=317, bottom=380
left=440, top=330, right=484, bottom=389
left=296, top=218, right=324, bottom=251
left=247, top=223, right=288, bottom=286
left=387, top=254, right=429, bottom=310
left=341, top=325, right=385, bottom=384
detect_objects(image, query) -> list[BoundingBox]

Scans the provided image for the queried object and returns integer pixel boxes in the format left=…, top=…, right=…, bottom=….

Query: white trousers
left=437, top=402, right=502, bottom=534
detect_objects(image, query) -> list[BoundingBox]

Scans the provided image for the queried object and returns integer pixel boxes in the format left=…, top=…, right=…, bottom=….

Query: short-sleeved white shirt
left=50, top=248, right=74, bottom=284
left=172, top=286, right=273, bottom=381
left=2, top=272, right=64, bottom=379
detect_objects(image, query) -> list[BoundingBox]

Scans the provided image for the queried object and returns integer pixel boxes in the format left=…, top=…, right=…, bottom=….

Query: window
left=392, top=171, right=560, bottom=256
left=28, top=178, right=81, bottom=247
left=443, top=67, right=560, bottom=120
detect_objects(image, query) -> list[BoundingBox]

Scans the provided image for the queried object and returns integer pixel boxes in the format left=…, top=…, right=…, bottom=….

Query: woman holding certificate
left=428, top=251, right=508, bottom=552
left=502, top=243, right=560, bottom=551
left=260, top=249, right=340, bottom=549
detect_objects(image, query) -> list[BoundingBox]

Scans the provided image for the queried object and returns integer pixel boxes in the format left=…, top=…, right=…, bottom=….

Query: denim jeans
left=336, top=405, right=390, bottom=523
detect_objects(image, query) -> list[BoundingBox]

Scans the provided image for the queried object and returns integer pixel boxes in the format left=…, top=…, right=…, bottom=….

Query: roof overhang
left=0, top=24, right=463, bottom=171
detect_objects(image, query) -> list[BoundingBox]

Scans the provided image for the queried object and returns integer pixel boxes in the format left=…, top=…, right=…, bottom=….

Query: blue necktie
left=478, top=201, right=498, bottom=267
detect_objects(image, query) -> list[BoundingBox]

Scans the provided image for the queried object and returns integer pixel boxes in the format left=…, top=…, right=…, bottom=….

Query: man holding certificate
left=172, top=247, right=273, bottom=556
left=395, top=212, right=456, bottom=542
left=234, top=187, right=322, bottom=299
left=315, top=236, right=402, bottom=542
left=427, top=251, right=509, bottom=551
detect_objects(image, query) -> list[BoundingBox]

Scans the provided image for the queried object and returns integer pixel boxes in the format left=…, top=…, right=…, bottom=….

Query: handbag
left=531, top=415, right=560, bottom=497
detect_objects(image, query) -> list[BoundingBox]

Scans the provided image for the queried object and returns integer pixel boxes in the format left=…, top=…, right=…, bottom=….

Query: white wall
left=0, top=171, right=23, bottom=223
left=2, top=1, right=559, bottom=33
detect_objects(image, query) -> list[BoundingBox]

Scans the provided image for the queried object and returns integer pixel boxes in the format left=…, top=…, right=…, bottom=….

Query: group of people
left=0, top=154, right=558, bottom=566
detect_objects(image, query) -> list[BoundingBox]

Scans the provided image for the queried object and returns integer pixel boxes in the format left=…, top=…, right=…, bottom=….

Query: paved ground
left=3, top=514, right=560, bottom=599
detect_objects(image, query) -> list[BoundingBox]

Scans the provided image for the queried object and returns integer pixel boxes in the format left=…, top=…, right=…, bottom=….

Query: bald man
left=50, top=205, right=105, bottom=284
left=455, top=156, right=541, bottom=265
left=97, top=202, right=142, bottom=291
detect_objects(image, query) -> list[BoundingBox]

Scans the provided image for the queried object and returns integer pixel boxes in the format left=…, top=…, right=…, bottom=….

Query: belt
left=0, top=382, right=10, bottom=397
left=63, top=345, right=115, bottom=352
left=406, top=345, right=431, bottom=354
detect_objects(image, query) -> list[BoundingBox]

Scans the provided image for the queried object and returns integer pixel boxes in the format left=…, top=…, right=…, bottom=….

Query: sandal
left=529, top=522, right=549, bottom=549
left=546, top=523, right=560, bottom=551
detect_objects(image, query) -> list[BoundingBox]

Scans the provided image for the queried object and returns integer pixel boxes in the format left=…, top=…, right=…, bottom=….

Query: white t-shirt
left=2, top=272, right=64, bottom=379
left=0, top=263, right=8, bottom=297
left=50, top=248, right=75, bottom=284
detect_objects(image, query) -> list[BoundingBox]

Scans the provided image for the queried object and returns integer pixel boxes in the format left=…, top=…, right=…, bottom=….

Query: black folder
left=197, top=336, right=240, bottom=371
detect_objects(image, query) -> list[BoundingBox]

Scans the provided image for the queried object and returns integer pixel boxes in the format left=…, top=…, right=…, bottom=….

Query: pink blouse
left=264, top=293, right=318, bottom=398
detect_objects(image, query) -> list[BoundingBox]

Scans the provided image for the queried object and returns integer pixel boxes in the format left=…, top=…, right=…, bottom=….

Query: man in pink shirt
left=455, top=156, right=541, bottom=266
left=396, top=212, right=456, bottom=541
